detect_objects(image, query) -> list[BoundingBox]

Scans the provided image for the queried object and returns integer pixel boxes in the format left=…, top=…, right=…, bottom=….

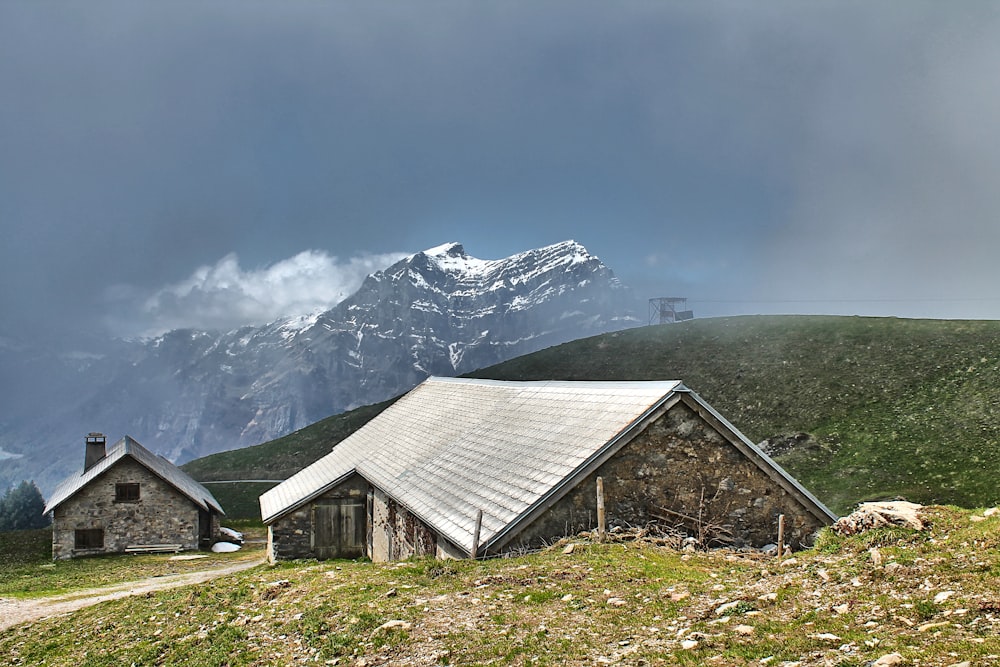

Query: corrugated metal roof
left=259, top=378, right=683, bottom=542
left=260, top=377, right=837, bottom=554
left=44, top=436, right=224, bottom=515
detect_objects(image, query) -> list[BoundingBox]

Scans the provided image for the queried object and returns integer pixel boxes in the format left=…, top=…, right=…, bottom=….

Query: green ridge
left=185, top=315, right=1000, bottom=515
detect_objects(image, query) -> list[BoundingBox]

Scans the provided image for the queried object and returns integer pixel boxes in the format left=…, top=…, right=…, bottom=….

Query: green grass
left=0, top=524, right=265, bottom=599
left=201, top=481, right=279, bottom=520
left=181, top=315, right=1000, bottom=515
left=3, top=506, right=999, bottom=665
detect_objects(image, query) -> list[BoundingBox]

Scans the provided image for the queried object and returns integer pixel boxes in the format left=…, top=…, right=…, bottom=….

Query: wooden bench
left=125, top=544, right=184, bottom=554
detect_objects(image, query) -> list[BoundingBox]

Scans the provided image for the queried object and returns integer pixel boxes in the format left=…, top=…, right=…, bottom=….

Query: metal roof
left=259, top=377, right=836, bottom=554
left=44, top=435, right=224, bottom=515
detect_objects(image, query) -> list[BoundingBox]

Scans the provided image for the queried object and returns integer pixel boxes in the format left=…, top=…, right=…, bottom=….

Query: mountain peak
left=421, top=242, right=466, bottom=258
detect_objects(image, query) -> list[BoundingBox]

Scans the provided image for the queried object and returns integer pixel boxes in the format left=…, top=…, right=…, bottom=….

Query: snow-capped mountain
left=0, top=241, right=640, bottom=495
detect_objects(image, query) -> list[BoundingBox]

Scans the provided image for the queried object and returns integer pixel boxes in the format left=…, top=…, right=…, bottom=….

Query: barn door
left=312, top=498, right=365, bottom=559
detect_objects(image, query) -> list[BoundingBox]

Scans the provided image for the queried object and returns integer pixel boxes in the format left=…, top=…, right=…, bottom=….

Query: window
left=75, top=528, right=104, bottom=550
left=115, top=483, right=140, bottom=502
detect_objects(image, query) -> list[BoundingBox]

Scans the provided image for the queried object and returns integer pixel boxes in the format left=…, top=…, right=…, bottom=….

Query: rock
left=869, top=547, right=883, bottom=566
left=680, top=639, right=698, bottom=649
left=933, top=591, right=954, bottom=604
left=715, top=601, right=740, bottom=615
left=562, top=543, right=576, bottom=555
left=872, top=653, right=904, bottom=666
left=733, top=624, right=754, bottom=635
left=809, top=633, right=841, bottom=642
left=833, top=501, right=924, bottom=535
left=607, top=598, right=627, bottom=607
left=984, top=507, right=999, bottom=517
left=832, top=604, right=850, bottom=615
left=375, top=620, right=412, bottom=632
left=917, top=621, right=949, bottom=632
left=970, top=515, right=987, bottom=522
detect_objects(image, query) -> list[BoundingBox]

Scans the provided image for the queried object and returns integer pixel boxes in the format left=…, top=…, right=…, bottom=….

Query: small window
left=75, top=528, right=104, bottom=550
left=115, top=483, right=140, bottom=503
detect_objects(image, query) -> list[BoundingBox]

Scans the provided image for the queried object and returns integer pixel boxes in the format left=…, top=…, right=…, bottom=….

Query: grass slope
left=184, top=316, right=1000, bottom=515
left=2, top=507, right=999, bottom=665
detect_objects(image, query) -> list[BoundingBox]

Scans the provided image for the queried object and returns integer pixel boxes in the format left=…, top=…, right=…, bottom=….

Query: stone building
left=44, top=434, right=224, bottom=560
left=260, top=378, right=836, bottom=563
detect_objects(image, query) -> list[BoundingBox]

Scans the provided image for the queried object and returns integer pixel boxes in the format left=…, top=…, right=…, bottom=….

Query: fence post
left=596, top=477, right=606, bottom=542
left=776, top=514, right=785, bottom=559
left=471, top=509, right=483, bottom=559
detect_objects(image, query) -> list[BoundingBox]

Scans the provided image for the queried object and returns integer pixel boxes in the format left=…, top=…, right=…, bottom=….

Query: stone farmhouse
left=260, top=378, right=836, bottom=563
left=44, top=434, right=225, bottom=560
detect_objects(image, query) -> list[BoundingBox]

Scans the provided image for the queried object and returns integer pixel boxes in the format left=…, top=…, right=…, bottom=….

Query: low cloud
left=107, top=249, right=407, bottom=338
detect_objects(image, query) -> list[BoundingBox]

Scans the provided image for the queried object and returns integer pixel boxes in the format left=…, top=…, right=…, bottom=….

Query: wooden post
left=776, top=514, right=785, bottom=559
left=470, top=509, right=483, bottom=559
left=596, top=477, right=606, bottom=542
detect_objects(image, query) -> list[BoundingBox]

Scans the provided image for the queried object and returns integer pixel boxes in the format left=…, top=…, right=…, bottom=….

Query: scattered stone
left=984, top=507, right=999, bottom=517
left=917, top=621, right=949, bottom=632
left=869, top=547, right=883, bottom=566
left=669, top=591, right=690, bottom=602
left=817, top=569, right=830, bottom=582
left=780, top=557, right=799, bottom=567
left=809, top=633, right=841, bottom=642
left=562, top=543, right=576, bottom=555
left=757, top=592, right=778, bottom=602
left=733, top=624, right=754, bottom=635
left=384, top=588, right=397, bottom=598
left=716, top=601, right=739, bottom=615
left=680, top=639, right=698, bottom=649
left=561, top=594, right=574, bottom=602
left=933, top=591, right=954, bottom=604
left=374, top=620, right=412, bottom=633
left=970, top=515, right=987, bottom=523
left=872, top=653, right=904, bottom=666
left=948, top=662, right=971, bottom=667
left=607, top=598, right=627, bottom=607
left=832, top=604, right=850, bottom=615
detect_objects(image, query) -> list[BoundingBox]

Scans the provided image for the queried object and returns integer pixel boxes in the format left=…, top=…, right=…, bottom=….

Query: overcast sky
left=3, top=2, right=1000, bottom=344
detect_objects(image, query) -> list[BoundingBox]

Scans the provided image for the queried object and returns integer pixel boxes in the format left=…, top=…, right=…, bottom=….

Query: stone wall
left=370, top=487, right=437, bottom=562
left=501, top=399, right=828, bottom=553
left=266, top=473, right=368, bottom=563
left=52, top=458, right=203, bottom=560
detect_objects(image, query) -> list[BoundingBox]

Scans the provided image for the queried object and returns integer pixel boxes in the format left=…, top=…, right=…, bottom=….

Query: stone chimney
left=84, top=433, right=106, bottom=472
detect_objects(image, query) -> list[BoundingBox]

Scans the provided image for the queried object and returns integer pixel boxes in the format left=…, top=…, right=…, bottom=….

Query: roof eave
left=260, top=469, right=358, bottom=524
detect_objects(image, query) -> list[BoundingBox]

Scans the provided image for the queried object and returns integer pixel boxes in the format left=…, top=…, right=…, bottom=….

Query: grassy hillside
left=184, top=316, right=1000, bottom=515
left=2, top=506, right=999, bottom=664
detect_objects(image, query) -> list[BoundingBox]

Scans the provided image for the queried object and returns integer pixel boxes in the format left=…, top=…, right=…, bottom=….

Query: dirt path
left=0, top=558, right=262, bottom=632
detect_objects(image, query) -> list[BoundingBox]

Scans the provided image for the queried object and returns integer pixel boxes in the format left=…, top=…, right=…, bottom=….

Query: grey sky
left=3, top=2, right=1000, bottom=343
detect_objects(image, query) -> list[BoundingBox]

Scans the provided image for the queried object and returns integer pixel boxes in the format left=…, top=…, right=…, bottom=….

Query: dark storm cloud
left=2, top=1, right=1000, bottom=345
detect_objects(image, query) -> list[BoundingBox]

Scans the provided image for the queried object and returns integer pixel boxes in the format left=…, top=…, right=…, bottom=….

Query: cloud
left=107, top=249, right=407, bottom=338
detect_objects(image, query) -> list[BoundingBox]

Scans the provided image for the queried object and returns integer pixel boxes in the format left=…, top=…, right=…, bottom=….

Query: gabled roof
left=44, top=435, right=224, bottom=515
left=261, top=377, right=836, bottom=555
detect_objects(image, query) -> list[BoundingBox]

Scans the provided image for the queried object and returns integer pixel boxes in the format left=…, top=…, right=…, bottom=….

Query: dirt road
left=0, top=559, right=261, bottom=632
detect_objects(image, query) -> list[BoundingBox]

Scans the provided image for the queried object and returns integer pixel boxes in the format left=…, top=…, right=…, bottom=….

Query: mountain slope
left=1, top=241, right=638, bottom=496
left=186, top=315, right=1000, bottom=515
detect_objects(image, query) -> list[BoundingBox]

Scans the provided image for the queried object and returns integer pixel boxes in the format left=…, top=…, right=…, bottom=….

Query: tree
left=0, top=480, right=50, bottom=531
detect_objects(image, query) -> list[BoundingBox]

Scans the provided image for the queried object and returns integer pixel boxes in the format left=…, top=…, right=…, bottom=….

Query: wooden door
left=313, top=498, right=365, bottom=559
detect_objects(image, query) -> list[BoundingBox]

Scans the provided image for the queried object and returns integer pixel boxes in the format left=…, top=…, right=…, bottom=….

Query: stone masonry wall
left=370, top=487, right=438, bottom=562
left=267, top=473, right=367, bottom=563
left=503, top=400, right=828, bottom=553
left=52, top=458, right=201, bottom=560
